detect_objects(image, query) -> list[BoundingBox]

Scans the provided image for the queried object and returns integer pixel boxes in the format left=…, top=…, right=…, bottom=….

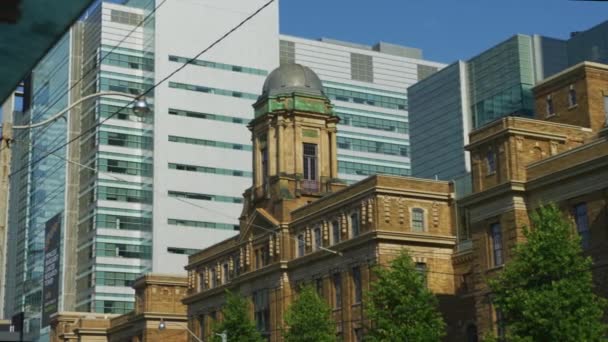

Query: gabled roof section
left=239, top=208, right=280, bottom=243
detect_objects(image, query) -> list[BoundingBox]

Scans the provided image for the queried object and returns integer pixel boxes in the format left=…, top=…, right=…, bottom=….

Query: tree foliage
left=365, top=250, right=446, bottom=341
left=488, top=204, right=607, bottom=341
left=212, top=290, right=264, bottom=342
left=283, top=285, right=335, bottom=342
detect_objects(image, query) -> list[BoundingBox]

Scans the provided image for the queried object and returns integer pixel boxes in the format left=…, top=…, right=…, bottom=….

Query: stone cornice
left=457, top=181, right=526, bottom=206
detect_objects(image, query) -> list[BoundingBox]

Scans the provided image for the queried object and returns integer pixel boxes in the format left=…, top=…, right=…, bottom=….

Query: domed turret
left=261, top=63, right=324, bottom=97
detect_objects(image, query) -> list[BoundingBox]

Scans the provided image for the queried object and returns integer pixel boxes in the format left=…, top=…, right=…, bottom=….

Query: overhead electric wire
left=8, top=0, right=276, bottom=179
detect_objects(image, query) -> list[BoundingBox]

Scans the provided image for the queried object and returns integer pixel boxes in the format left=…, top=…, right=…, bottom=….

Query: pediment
left=239, top=208, right=280, bottom=242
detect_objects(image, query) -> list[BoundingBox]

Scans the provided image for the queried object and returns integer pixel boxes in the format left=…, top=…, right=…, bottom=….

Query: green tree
left=212, top=290, right=264, bottom=342
left=488, top=204, right=607, bottom=341
left=365, top=250, right=446, bottom=342
left=283, top=285, right=335, bottom=342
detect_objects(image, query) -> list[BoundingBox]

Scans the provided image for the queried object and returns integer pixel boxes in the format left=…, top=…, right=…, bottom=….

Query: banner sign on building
left=41, top=212, right=62, bottom=327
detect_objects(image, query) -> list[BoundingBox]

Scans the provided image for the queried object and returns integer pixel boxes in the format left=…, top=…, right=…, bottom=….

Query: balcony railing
left=301, top=179, right=319, bottom=193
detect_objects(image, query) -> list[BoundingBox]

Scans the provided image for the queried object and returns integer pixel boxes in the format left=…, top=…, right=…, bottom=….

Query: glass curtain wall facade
left=6, top=33, right=72, bottom=340
left=468, top=35, right=537, bottom=128
left=75, top=0, right=155, bottom=315
left=279, top=35, right=445, bottom=183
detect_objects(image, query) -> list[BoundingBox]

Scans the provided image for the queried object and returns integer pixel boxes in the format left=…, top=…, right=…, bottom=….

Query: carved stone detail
left=398, top=197, right=405, bottom=225
left=367, top=198, right=374, bottom=223
left=432, top=201, right=440, bottom=228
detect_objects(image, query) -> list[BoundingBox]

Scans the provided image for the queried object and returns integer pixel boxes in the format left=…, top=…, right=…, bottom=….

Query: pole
left=0, top=95, right=15, bottom=315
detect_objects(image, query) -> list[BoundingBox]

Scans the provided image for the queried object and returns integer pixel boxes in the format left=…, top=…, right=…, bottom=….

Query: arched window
left=411, top=208, right=425, bottom=232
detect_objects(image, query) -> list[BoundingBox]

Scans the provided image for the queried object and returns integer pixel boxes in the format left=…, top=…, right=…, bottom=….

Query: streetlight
left=0, top=91, right=149, bottom=305
left=11, top=91, right=150, bottom=130
left=158, top=318, right=204, bottom=342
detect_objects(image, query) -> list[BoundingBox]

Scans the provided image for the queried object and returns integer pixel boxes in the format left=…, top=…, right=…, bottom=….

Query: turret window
left=303, top=143, right=318, bottom=192
left=568, top=85, right=577, bottom=107
left=487, top=150, right=496, bottom=174
left=261, top=147, right=268, bottom=188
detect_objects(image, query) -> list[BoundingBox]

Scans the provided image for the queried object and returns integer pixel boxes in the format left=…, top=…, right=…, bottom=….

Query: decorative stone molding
left=322, top=221, right=329, bottom=241
left=432, top=201, right=440, bottom=228
left=341, top=213, right=348, bottom=234
left=413, top=256, right=427, bottom=263
left=269, top=236, right=274, bottom=257
left=398, top=197, right=406, bottom=225
left=516, top=136, right=524, bottom=151
left=275, top=234, right=281, bottom=256
left=550, top=140, right=558, bottom=155
left=305, top=227, right=311, bottom=247
left=367, top=198, right=374, bottom=223
left=379, top=195, right=392, bottom=223
left=239, top=247, right=245, bottom=269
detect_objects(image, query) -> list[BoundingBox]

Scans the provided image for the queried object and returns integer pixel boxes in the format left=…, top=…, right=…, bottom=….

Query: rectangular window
left=354, top=328, right=363, bottom=342
left=568, top=85, right=577, bottom=107
left=412, top=208, right=425, bottom=232
left=604, top=96, right=608, bottom=125
left=333, top=273, right=342, bottom=309
left=316, top=278, right=323, bottom=297
left=253, top=290, right=270, bottom=337
left=261, top=147, right=269, bottom=188
left=490, top=223, right=503, bottom=266
left=574, top=203, right=590, bottom=249
left=210, top=268, right=217, bottom=288
left=495, top=308, right=506, bottom=340
left=352, top=266, right=362, bottom=304
left=297, top=234, right=305, bottom=257
left=314, top=227, right=322, bottom=251
left=332, top=221, right=341, bottom=244
left=351, top=212, right=360, bottom=237
left=415, top=262, right=427, bottom=288
left=222, top=263, right=229, bottom=283
left=546, top=95, right=554, bottom=116
left=198, top=315, right=205, bottom=340
left=487, top=150, right=496, bottom=174
left=303, top=143, right=318, bottom=192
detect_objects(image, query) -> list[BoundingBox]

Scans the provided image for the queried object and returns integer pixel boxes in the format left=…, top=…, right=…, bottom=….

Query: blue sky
left=279, top=0, right=607, bottom=63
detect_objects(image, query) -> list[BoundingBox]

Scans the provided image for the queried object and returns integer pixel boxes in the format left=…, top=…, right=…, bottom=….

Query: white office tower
left=278, top=36, right=445, bottom=182
left=75, top=0, right=279, bottom=313
left=152, top=0, right=278, bottom=272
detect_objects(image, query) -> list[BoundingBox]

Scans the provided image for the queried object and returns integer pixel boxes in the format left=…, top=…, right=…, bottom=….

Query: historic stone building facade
left=182, top=64, right=468, bottom=341
left=50, top=275, right=189, bottom=342
left=457, top=61, right=608, bottom=337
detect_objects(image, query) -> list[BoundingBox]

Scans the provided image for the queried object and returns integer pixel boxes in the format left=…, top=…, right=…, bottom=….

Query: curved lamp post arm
left=13, top=91, right=142, bottom=130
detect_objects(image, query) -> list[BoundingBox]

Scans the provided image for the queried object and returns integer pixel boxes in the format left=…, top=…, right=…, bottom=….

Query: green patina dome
left=261, top=63, right=324, bottom=97
left=253, top=63, right=333, bottom=118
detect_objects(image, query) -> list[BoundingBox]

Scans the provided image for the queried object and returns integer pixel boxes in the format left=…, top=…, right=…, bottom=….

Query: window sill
left=486, top=264, right=504, bottom=273
left=545, top=113, right=557, bottom=119
left=486, top=171, right=496, bottom=177
left=568, top=104, right=578, bottom=110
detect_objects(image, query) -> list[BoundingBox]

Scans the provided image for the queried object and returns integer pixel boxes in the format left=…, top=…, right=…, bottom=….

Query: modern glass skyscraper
left=279, top=36, right=445, bottom=182
left=409, top=23, right=608, bottom=181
